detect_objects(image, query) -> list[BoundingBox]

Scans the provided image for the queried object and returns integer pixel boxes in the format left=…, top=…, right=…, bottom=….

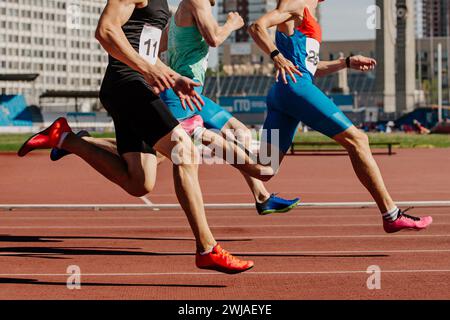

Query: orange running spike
left=196, top=244, right=254, bottom=274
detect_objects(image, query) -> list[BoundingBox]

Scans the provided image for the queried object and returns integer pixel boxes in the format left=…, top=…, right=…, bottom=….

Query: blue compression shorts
left=160, top=86, right=233, bottom=130
left=263, top=78, right=354, bottom=153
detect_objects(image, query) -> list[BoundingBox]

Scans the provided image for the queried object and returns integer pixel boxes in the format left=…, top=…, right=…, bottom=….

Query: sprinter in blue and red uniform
left=249, top=0, right=433, bottom=233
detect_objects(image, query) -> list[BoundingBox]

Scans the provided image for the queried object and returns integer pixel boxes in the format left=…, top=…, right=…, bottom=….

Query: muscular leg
left=221, top=118, right=271, bottom=202
left=262, top=81, right=396, bottom=213
left=78, top=129, right=274, bottom=183
left=198, top=128, right=275, bottom=181
left=154, top=126, right=216, bottom=252
left=64, top=127, right=216, bottom=252
left=61, top=133, right=156, bottom=197
left=333, top=126, right=396, bottom=213
left=82, top=136, right=119, bottom=155
left=82, top=136, right=166, bottom=165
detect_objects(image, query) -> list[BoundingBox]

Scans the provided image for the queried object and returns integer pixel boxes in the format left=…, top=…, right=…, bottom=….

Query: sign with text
left=219, top=96, right=267, bottom=114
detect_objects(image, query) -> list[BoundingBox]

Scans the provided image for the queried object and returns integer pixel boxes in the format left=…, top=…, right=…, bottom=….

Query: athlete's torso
left=167, top=9, right=209, bottom=84
left=275, top=7, right=322, bottom=82
left=103, top=0, right=170, bottom=88
left=167, top=16, right=209, bottom=84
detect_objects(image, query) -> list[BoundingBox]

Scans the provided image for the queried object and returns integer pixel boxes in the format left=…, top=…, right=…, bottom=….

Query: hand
left=349, top=55, right=377, bottom=72
left=273, top=54, right=303, bottom=84
left=226, top=12, right=245, bottom=31
left=143, top=64, right=176, bottom=94
left=173, top=76, right=205, bottom=111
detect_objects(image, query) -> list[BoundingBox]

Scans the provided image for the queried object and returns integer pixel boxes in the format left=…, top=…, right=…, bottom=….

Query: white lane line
left=235, top=249, right=450, bottom=254
left=2, top=213, right=450, bottom=219
left=1, top=269, right=450, bottom=277
left=0, top=223, right=449, bottom=228
left=1, top=249, right=450, bottom=256
left=138, top=191, right=450, bottom=198
left=140, top=196, right=160, bottom=211
left=0, top=227, right=446, bottom=239
left=224, top=234, right=450, bottom=239
left=1, top=200, right=450, bottom=211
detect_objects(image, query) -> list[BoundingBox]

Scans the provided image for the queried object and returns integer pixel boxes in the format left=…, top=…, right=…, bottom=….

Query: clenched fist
left=349, top=55, right=377, bottom=72
left=226, top=12, right=245, bottom=31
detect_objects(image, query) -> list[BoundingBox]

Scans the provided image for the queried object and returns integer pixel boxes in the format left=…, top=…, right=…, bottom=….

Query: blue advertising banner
left=329, top=94, right=354, bottom=107
left=219, top=94, right=354, bottom=115
left=219, top=96, right=267, bottom=114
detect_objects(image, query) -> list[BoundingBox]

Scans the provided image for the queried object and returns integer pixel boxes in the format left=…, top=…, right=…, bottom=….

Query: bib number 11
left=139, top=25, right=162, bottom=65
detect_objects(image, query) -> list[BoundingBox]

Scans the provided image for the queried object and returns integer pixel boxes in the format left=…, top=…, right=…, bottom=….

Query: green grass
left=0, top=132, right=116, bottom=152
left=292, top=132, right=450, bottom=148
left=1, top=132, right=449, bottom=152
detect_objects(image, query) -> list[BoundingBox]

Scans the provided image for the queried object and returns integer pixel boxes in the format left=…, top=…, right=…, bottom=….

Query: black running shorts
left=99, top=80, right=179, bottom=155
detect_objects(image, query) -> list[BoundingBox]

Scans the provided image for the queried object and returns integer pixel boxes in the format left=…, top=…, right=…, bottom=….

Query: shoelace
left=218, top=247, right=243, bottom=264
left=398, top=207, right=421, bottom=221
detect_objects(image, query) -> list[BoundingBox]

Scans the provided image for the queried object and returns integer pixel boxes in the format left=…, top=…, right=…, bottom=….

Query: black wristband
left=345, top=56, right=351, bottom=68
left=270, top=49, right=280, bottom=60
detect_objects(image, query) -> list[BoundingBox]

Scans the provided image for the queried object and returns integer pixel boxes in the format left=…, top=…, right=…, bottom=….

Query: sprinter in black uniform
left=18, top=0, right=254, bottom=274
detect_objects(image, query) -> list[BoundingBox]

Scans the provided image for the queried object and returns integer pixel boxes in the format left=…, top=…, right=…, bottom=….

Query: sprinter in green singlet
left=160, top=0, right=300, bottom=215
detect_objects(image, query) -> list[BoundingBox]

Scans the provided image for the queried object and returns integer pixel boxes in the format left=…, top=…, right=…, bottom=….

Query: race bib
left=139, top=24, right=162, bottom=65
left=305, top=38, right=320, bottom=75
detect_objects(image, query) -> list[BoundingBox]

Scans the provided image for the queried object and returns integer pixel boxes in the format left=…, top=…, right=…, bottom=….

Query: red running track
left=0, top=149, right=449, bottom=299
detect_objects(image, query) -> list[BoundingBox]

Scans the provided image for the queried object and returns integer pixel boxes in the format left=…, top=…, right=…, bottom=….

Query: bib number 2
left=305, top=38, right=320, bottom=75
left=139, top=25, right=162, bottom=65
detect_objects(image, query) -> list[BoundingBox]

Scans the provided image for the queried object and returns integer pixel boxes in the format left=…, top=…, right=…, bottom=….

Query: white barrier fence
left=0, top=112, right=115, bottom=133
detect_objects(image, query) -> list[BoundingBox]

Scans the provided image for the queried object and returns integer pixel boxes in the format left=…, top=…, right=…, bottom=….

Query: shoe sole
left=258, top=199, right=300, bottom=216
left=197, top=265, right=254, bottom=275
left=385, top=223, right=433, bottom=234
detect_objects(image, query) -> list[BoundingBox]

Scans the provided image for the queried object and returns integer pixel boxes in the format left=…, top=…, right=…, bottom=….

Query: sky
left=168, top=0, right=376, bottom=41
left=320, top=0, right=375, bottom=41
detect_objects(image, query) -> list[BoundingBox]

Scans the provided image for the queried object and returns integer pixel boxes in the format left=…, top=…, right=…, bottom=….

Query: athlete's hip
left=268, top=78, right=316, bottom=103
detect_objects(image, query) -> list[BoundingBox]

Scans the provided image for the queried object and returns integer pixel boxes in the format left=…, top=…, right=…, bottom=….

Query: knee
left=170, top=133, right=200, bottom=166
left=255, top=165, right=278, bottom=182
left=258, top=173, right=274, bottom=182
left=126, top=187, right=148, bottom=198
left=125, top=178, right=155, bottom=197
left=126, top=184, right=153, bottom=198
left=342, top=130, right=370, bottom=152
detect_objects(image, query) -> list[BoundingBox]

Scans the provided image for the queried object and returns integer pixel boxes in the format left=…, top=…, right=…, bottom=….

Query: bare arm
left=159, top=24, right=169, bottom=54
left=315, top=55, right=377, bottom=77
left=190, top=0, right=244, bottom=47
left=315, top=58, right=347, bottom=77
left=96, top=0, right=203, bottom=109
left=95, top=0, right=177, bottom=92
left=248, top=0, right=305, bottom=83
left=248, top=0, right=304, bottom=55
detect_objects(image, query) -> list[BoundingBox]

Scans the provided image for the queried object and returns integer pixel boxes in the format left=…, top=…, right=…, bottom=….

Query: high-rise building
left=375, top=0, right=397, bottom=114
left=420, top=0, right=450, bottom=37
left=415, top=0, right=425, bottom=38
left=375, top=0, right=416, bottom=115
left=0, top=0, right=108, bottom=108
left=217, top=0, right=277, bottom=74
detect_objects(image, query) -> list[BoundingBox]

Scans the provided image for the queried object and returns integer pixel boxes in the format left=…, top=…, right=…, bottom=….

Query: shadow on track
left=0, top=246, right=388, bottom=258
left=0, top=234, right=251, bottom=243
left=0, top=278, right=226, bottom=288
